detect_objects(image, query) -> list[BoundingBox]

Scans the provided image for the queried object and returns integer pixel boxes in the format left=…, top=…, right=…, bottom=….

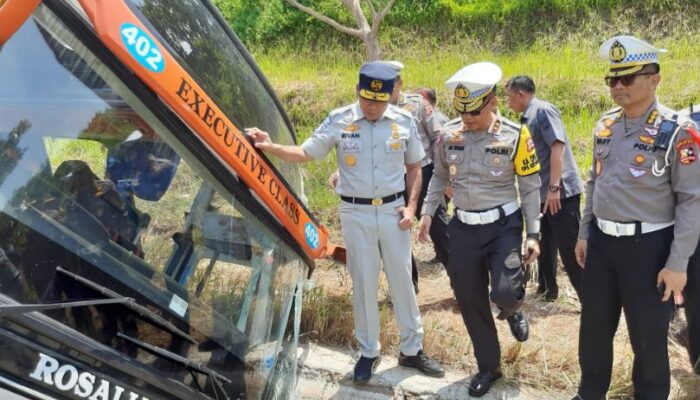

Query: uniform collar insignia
left=448, top=131, right=464, bottom=142
left=646, top=109, right=659, bottom=126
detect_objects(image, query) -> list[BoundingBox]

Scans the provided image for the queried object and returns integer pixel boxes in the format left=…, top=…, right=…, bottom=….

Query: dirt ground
left=303, top=232, right=700, bottom=399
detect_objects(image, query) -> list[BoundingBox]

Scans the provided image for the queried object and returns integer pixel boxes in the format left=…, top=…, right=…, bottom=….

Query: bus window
left=0, top=5, right=307, bottom=399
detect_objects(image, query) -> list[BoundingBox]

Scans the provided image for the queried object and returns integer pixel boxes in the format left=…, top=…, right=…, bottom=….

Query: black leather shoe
left=398, top=350, right=445, bottom=377
left=353, top=356, right=380, bottom=383
left=507, top=311, right=529, bottom=342
left=468, top=368, right=502, bottom=397
left=544, top=291, right=559, bottom=302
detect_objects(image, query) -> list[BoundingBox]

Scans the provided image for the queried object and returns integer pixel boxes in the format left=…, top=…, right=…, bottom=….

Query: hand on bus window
left=245, top=127, right=274, bottom=150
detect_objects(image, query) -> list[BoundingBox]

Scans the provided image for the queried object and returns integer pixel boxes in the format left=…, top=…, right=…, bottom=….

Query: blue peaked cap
left=358, top=62, right=397, bottom=102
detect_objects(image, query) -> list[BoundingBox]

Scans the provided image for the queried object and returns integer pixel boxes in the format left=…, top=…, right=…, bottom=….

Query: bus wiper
left=56, top=267, right=196, bottom=344
left=117, top=332, right=231, bottom=400
left=0, top=298, right=130, bottom=317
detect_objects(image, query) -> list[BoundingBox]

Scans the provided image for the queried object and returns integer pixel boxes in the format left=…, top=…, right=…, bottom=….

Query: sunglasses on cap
left=604, top=73, right=654, bottom=88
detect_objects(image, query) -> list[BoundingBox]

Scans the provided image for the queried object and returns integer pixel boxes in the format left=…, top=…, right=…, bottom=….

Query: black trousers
left=409, top=163, right=450, bottom=289
left=537, top=194, right=583, bottom=298
left=686, top=239, right=700, bottom=374
left=578, top=224, right=674, bottom=400
left=447, top=211, right=526, bottom=372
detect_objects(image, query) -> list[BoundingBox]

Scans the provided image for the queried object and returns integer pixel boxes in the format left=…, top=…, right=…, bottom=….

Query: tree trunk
left=364, top=33, right=380, bottom=61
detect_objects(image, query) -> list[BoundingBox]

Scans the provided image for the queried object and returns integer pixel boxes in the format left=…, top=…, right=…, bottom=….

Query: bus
left=0, top=1, right=341, bottom=399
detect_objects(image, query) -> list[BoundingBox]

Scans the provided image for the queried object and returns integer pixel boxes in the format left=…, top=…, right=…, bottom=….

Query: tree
left=284, top=0, right=396, bottom=61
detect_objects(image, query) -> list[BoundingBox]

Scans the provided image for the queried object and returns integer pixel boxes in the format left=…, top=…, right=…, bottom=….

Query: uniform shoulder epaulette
left=403, top=93, right=423, bottom=104
left=389, top=104, right=414, bottom=120
left=500, top=116, right=521, bottom=133
left=328, top=104, right=354, bottom=121
left=601, top=106, right=622, bottom=117
left=597, top=106, right=622, bottom=127
left=676, top=115, right=700, bottom=147
left=442, top=117, right=462, bottom=130
left=442, top=119, right=465, bottom=143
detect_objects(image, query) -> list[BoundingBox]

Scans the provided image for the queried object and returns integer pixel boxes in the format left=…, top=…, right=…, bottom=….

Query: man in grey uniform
left=418, top=62, right=541, bottom=397
left=506, top=76, right=585, bottom=301
left=247, top=62, right=444, bottom=383
left=573, top=36, right=700, bottom=399
left=328, top=62, right=451, bottom=290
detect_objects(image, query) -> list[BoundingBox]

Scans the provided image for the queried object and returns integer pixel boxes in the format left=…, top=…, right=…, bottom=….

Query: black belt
left=340, top=192, right=403, bottom=206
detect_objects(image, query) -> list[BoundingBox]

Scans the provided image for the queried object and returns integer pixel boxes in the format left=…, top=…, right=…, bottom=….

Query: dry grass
left=300, top=225, right=700, bottom=399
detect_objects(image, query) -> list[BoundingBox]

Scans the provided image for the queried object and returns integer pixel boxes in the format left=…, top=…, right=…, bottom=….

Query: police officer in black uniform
left=573, top=36, right=700, bottom=399
left=419, top=62, right=541, bottom=397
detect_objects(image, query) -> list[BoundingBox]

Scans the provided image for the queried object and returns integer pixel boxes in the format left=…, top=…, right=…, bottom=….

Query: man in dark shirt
left=506, top=76, right=585, bottom=301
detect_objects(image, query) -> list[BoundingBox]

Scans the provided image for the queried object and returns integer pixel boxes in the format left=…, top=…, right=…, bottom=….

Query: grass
left=250, top=26, right=700, bottom=399
left=300, top=247, right=700, bottom=399
left=254, top=33, right=700, bottom=215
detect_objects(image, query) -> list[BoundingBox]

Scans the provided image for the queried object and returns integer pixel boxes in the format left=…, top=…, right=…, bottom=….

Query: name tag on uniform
left=385, top=139, right=406, bottom=152
left=340, top=140, right=362, bottom=152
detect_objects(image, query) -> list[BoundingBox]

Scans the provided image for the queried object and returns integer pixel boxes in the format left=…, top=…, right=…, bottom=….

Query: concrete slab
left=296, top=343, right=540, bottom=400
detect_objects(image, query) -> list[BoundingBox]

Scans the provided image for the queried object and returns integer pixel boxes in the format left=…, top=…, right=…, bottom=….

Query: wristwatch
left=548, top=183, right=563, bottom=193
left=526, top=232, right=541, bottom=241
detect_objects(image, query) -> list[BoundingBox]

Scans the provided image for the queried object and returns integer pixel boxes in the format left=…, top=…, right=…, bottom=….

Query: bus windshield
left=131, top=0, right=304, bottom=194
left=0, top=4, right=307, bottom=399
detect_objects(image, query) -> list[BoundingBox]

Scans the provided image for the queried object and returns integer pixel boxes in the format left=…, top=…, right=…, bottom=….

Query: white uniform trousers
left=340, top=198, right=424, bottom=358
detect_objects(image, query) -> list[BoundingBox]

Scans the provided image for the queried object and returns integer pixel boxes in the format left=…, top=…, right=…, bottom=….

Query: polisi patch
left=633, top=142, right=657, bottom=152
left=29, top=353, right=149, bottom=399
left=679, top=146, right=696, bottom=165
left=485, top=147, right=509, bottom=155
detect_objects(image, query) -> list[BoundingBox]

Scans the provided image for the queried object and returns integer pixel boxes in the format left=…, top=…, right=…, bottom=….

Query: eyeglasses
left=604, top=73, right=654, bottom=88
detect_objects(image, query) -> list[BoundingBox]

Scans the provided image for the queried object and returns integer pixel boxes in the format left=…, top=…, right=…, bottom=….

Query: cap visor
left=606, top=64, right=645, bottom=78
left=359, top=89, right=390, bottom=102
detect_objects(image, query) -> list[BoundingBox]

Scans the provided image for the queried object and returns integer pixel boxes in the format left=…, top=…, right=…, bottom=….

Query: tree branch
left=372, top=0, right=396, bottom=33
left=285, top=0, right=364, bottom=38
left=364, top=0, right=377, bottom=19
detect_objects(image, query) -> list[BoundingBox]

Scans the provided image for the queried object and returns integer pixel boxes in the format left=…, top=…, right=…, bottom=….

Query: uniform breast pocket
left=385, top=139, right=406, bottom=153
left=339, top=139, right=362, bottom=153
left=482, top=153, right=511, bottom=181
left=446, top=150, right=465, bottom=165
